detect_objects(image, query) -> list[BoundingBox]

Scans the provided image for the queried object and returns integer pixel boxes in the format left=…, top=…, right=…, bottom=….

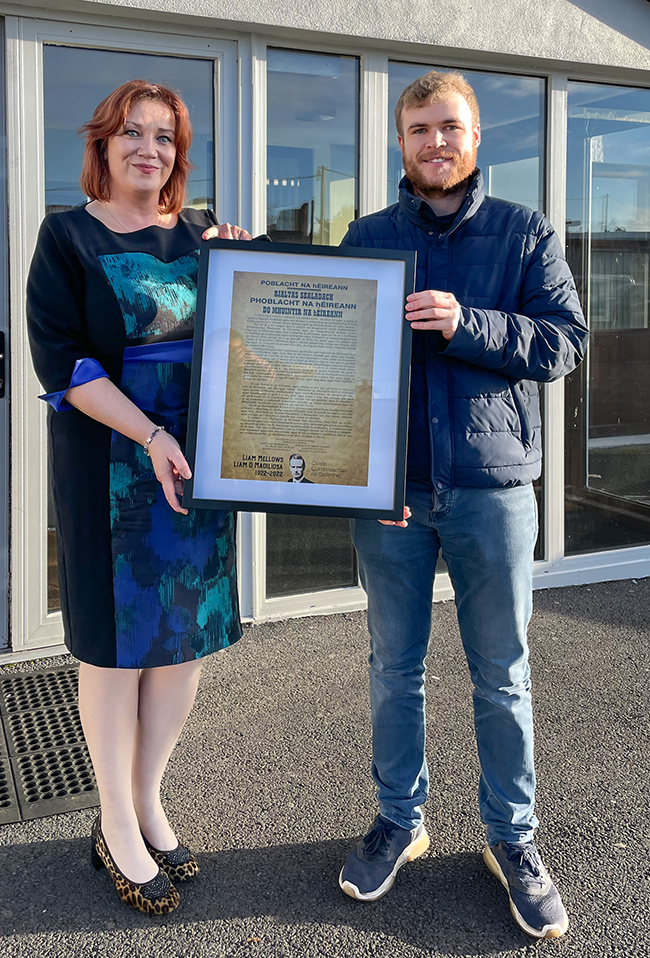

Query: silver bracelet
left=143, top=424, right=165, bottom=457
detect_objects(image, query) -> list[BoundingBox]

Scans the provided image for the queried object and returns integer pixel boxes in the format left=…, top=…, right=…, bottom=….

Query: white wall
left=24, top=0, right=650, bottom=71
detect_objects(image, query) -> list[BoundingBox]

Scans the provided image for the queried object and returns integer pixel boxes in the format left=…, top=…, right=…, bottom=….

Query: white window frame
left=5, top=14, right=241, bottom=660
left=535, top=70, right=650, bottom=589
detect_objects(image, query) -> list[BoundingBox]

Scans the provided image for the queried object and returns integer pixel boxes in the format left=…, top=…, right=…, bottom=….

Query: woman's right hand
left=202, top=223, right=252, bottom=241
left=147, top=431, right=192, bottom=515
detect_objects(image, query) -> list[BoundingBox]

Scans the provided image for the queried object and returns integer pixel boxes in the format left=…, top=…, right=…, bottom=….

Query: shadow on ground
left=0, top=837, right=530, bottom=955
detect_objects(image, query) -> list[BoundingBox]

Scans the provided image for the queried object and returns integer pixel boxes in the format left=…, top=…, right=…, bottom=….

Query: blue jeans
left=351, top=481, right=539, bottom=846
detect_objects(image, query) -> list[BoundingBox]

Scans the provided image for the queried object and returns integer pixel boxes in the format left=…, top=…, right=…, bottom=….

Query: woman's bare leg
left=78, top=663, right=158, bottom=883
left=132, top=658, right=203, bottom=850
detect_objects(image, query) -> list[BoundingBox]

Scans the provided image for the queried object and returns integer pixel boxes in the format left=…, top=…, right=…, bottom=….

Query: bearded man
left=338, top=72, right=587, bottom=940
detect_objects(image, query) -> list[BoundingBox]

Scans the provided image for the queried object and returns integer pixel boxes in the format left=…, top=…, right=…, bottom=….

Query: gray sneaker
left=483, top=841, right=569, bottom=939
left=339, top=814, right=430, bottom=901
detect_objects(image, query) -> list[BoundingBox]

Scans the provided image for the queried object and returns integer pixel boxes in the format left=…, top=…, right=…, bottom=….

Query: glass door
left=565, top=81, right=650, bottom=554
left=7, top=18, right=238, bottom=654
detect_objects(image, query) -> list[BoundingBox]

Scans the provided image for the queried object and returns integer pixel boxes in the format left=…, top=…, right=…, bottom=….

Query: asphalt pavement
left=0, top=577, right=649, bottom=958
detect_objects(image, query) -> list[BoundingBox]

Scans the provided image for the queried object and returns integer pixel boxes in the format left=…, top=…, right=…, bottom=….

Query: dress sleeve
left=26, top=214, right=109, bottom=410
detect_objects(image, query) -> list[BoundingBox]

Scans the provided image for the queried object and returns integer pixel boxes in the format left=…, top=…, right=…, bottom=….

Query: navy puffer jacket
left=340, top=171, right=587, bottom=489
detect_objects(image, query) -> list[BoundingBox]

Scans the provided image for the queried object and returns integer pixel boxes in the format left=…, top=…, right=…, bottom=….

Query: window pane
left=266, top=49, right=360, bottom=598
left=267, top=49, right=359, bottom=245
left=266, top=514, right=357, bottom=597
left=388, top=64, right=545, bottom=211
left=43, top=45, right=215, bottom=612
left=43, top=45, right=214, bottom=214
left=565, top=81, right=650, bottom=555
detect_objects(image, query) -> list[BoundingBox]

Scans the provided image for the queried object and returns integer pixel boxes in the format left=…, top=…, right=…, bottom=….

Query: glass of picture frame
left=183, top=240, right=415, bottom=520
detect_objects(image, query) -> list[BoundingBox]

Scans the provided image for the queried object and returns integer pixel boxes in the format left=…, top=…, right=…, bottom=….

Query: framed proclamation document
left=183, top=240, right=415, bottom=520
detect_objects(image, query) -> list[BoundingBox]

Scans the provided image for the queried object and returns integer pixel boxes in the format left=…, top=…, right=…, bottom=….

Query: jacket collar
left=398, top=168, right=485, bottom=234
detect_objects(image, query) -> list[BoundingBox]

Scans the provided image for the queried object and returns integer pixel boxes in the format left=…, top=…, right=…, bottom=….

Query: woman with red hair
left=27, top=80, right=250, bottom=915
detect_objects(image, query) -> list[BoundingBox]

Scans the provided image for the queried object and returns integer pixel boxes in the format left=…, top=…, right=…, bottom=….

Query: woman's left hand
left=202, top=223, right=252, bottom=241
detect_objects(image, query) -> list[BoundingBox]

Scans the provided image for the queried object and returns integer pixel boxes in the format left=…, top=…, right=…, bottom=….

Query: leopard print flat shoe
left=90, top=815, right=180, bottom=915
left=142, top=834, right=200, bottom=882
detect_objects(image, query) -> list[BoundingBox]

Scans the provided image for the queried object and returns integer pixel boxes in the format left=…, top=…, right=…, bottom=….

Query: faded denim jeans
left=351, top=481, right=539, bottom=845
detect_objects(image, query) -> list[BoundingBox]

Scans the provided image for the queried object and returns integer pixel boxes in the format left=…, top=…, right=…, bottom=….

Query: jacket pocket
left=510, top=382, right=533, bottom=452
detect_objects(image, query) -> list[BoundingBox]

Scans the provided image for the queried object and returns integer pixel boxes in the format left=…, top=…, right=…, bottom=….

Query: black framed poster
left=183, top=239, right=415, bottom=520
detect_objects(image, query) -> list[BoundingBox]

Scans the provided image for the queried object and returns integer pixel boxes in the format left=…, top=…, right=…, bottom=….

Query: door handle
left=0, top=331, right=4, bottom=399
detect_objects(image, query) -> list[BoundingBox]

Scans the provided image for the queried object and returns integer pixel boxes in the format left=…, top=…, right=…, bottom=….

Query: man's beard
left=403, top=147, right=477, bottom=199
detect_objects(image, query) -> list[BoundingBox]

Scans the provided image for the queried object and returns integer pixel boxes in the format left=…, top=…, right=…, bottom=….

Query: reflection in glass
left=565, top=82, right=650, bottom=554
left=387, top=64, right=545, bottom=211
left=265, top=49, right=360, bottom=598
left=43, top=45, right=214, bottom=215
left=266, top=514, right=357, bottom=597
left=266, top=49, right=359, bottom=246
left=43, top=45, right=215, bottom=611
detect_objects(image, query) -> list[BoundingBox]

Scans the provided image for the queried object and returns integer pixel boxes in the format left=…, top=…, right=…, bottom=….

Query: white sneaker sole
left=339, top=827, right=430, bottom=902
left=483, top=845, right=569, bottom=939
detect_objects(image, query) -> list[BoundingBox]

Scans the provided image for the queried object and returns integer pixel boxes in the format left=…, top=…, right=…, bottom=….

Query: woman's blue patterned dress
left=27, top=208, right=242, bottom=668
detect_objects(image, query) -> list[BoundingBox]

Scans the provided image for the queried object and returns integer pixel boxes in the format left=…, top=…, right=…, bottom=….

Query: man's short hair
left=289, top=454, right=305, bottom=465
left=394, top=71, right=480, bottom=138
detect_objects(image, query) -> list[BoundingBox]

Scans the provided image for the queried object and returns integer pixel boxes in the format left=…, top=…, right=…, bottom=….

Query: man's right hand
left=379, top=506, right=411, bottom=527
left=405, top=289, right=460, bottom=339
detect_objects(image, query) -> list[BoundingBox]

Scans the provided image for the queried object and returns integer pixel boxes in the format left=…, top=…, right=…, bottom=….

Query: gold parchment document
left=220, top=271, right=378, bottom=486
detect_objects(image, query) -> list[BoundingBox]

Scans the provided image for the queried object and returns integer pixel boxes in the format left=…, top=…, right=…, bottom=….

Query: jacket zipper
left=511, top=382, right=533, bottom=452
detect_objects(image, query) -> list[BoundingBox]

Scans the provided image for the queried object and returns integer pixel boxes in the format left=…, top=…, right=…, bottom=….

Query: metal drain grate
left=0, top=666, right=98, bottom=823
left=0, top=667, right=79, bottom=715
left=5, top=703, right=85, bottom=755
left=0, top=755, right=20, bottom=825
left=13, top=743, right=97, bottom=821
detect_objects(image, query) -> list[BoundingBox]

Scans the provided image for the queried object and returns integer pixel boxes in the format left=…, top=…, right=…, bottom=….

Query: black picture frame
left=183, top=239, right=415, bottom=519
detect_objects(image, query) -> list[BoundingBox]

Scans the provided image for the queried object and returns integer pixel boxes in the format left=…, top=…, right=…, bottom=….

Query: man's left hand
left=405, top=290, right=460, bottom=340
left=202, top=223, right=252, bottom=241
left=379, top=506, right=411, bottom=528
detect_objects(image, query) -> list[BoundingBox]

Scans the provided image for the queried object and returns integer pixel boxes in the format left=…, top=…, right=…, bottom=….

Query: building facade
left=1, top=0, right=649, bottom=661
